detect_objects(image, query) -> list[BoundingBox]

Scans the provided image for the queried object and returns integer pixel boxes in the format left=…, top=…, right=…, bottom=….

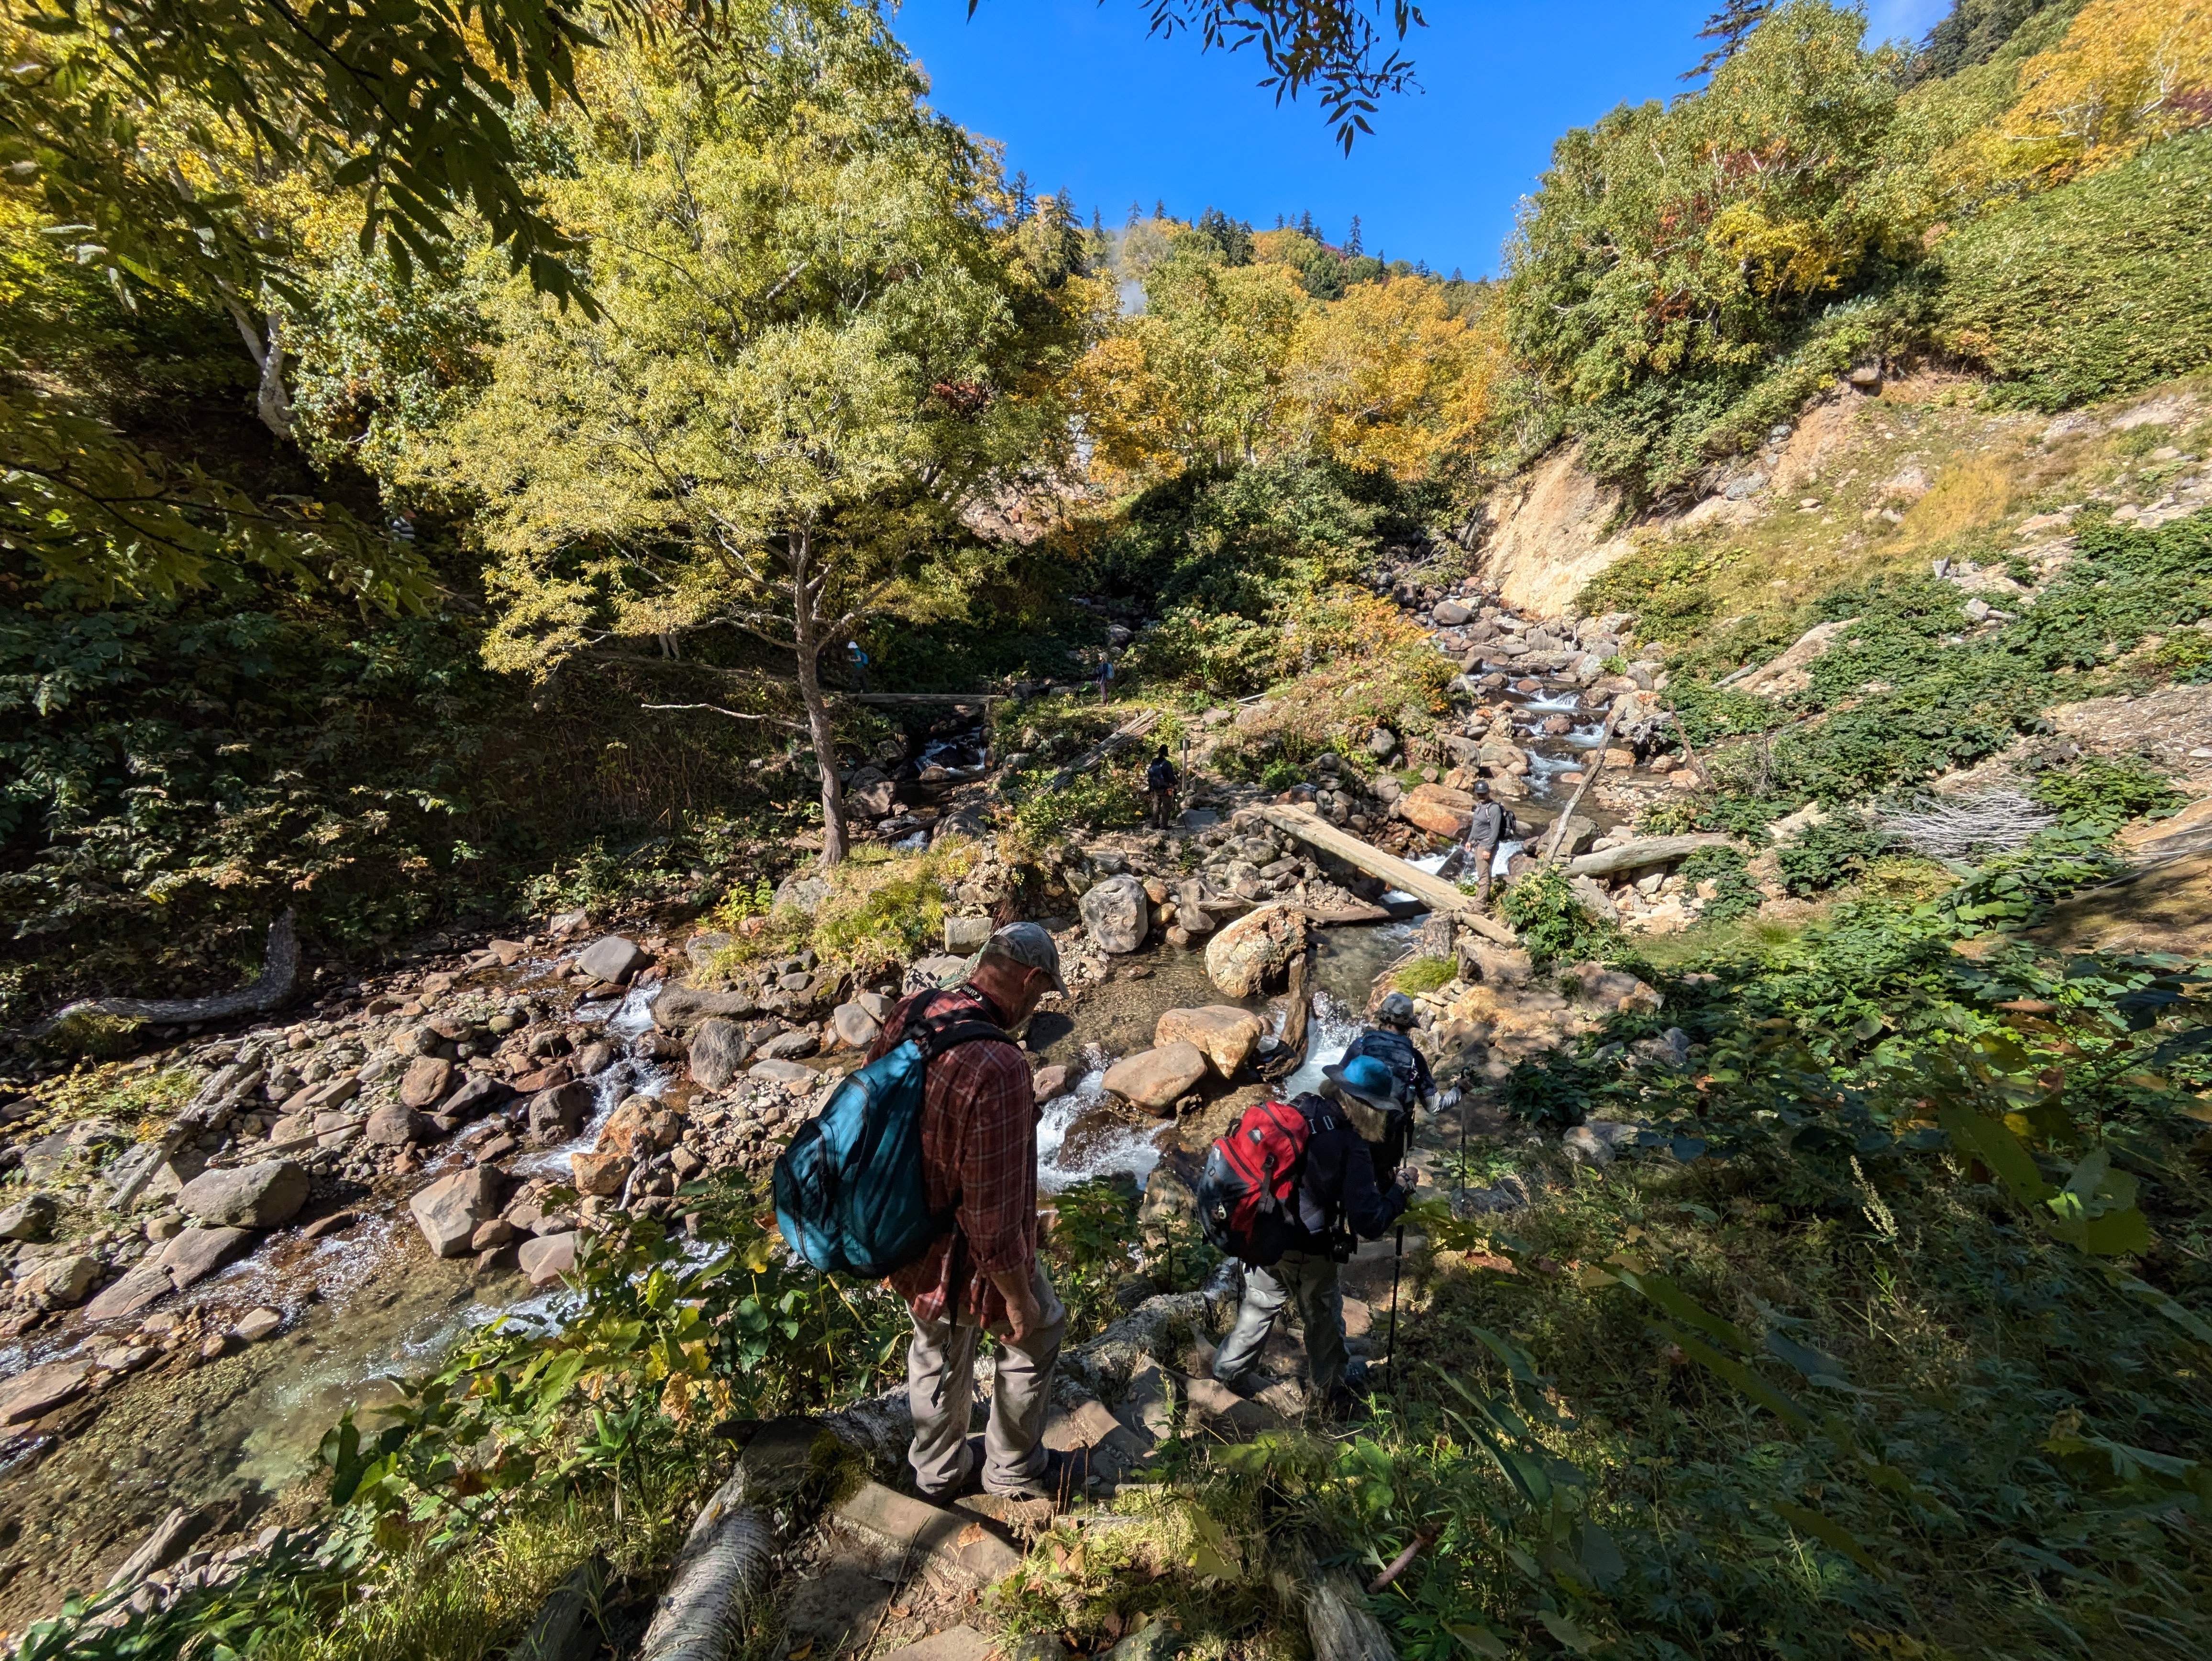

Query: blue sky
left=893, top=0, right=1954, bottom=277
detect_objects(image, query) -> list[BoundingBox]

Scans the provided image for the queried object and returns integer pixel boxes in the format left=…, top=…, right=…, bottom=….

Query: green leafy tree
left=410, top=16, right=1077, bottom=866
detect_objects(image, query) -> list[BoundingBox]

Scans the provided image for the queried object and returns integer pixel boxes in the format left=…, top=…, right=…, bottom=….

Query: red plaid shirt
left=869, top=985, right=1039, bottom=1328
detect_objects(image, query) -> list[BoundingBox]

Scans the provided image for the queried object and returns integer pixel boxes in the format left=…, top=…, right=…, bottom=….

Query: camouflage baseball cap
left=980, top=920, right=1068, bottom=994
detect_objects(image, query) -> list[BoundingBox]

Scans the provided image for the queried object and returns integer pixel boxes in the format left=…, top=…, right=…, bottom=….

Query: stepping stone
left=835, top=1481, right=1022, bottom=1585
left=879, top=1628, right=996, bottom=1661
left=1178, top=1375, right=1284, bottom=1440
left=1044, top=1396, right=1150, bottom=1459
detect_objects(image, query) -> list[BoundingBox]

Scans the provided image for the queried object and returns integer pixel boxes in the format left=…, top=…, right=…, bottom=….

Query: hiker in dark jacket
left=1334, top=993, right=1438, bottom=1184
left=866, top=922, right=1080, bottom=1502
left=1210, top=1056, right=1411, bottom=1409
left=1145, top=747, right=1179, bottom=829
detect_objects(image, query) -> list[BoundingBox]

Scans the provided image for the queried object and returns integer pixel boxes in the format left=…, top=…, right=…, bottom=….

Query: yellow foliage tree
left=1985, top=0, right=2212, bottom=183
left=1282, top=275, right=1504, bottom=482
left=1074, top=247, right=1309, bottom=476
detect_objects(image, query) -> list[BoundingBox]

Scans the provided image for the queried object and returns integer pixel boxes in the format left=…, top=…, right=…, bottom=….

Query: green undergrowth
left=1600, top=505, right=2212, bottom=858
left=1150, top=856, right=2212, bottom=1660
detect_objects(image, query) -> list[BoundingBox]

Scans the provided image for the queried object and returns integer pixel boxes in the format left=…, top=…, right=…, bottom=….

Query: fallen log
left=635, top=1417, right=824, bottom=1661
left=48, top=910, right=300, bottom=1031
left=1565, top=834, right=1742, bottom=878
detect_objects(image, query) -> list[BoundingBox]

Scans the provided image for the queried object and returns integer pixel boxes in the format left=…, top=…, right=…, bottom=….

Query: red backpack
left=1196, top=1099, right=1312, bottom=1265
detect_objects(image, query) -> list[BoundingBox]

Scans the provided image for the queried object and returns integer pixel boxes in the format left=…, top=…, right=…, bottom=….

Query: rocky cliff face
left=1471, top=443, right=1636, bottom=616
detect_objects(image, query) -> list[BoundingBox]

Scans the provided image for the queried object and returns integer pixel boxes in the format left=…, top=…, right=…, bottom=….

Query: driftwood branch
left=47, top=910, right=299, bottom=1030
left=641, top=702, right=808, bottom=732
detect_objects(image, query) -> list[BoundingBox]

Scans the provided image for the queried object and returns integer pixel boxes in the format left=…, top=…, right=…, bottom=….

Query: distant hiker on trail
left=1145, top=746, right=1180, bottom=829
left=1209, top=1055, right=1411, bottom=1413
left=864, top=923, right=1083, bottom=1503
left=1437, top=780, right=1526, bottom=906
left=847, top=640, right=871, bottom=692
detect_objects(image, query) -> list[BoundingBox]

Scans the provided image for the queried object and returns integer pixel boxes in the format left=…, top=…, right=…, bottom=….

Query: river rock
left=441, top=1074, right=514, bottom=1125
left=160, top=1225, right=256, bottom=1290
left=84, top=1262, right=168, bottom=1322
left=749, top=1058, right=818, bottom=1086
left=231, top=1307, right=283, bottom=1344
left=1154, top=1007, right=1265, bottom=1080
left=528, top=1081, right=593, bottom=1141
left=1561, top=962, right=1663, bottom=1016
left=759, top=1028, right=820, bottom=1062
left=1367, top=728, right=1398, bottom=759
left=410, top=1166, right=506, bottom=1258
left=365, top=1103, right=433, bottom=1147
left=28, top=1253, right=100, bottom=1307
left=1102, top=1042, right=1208, bottom=1115
left=570, top=1151, right=632, bottom=1197
left=1432, top=599, right=1472, bottom=626
left=577, top=935, right=651, bottom=984
left=830, top=1002, right=883, bottom=1051
left=0, top=1193, right=55, bottom=1241
left=688, top=1018, right=752, bottom=1091
left=653, top=983, right=764, bottom=1031
left=1562, top=1125, right=1616, bottom=1168
left=1204, top=904, right=1308, bottom=998
left=520, top=1232, right=577, bottom=1288
left=0, top=1360, right=94, bottom=1428
left=176, top=1160, right=309, bottom=1229
left=595, top=1095, right=675, bottom=1159
left=1031, top=1064, right=1070, bottom=1102
left=398, top=1055, right=454, bottom=1110
left=1398, top=792, right=1470, bottom=838
left=1081, top=874, right=1150, bottom=955
left=774, top=872, right=833, bottom=916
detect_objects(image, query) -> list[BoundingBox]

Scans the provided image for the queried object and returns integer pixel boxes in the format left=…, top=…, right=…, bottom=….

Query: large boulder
left=595, top=1095, right=678, bottom=1159
left=1081, top=874, right=1150, bottom=955
left=1561, top=961, right=1663, bottom=1017
left=773, top=872, right=832, bottom=917
left=397, top=1055, right=453, bottom=1110
left=84, top=1262, right=172, bottom=1322
left=1102, top=1042, right=1209, bottom=1116
left=527, top=1081, right=594, bottom=1141
left=410, top=1166, right=506, bottom=1259
left=652, top=983, right=764, bottom=1031
left=577, top=934, right=652, bottom=984
left=175, top=1161, right=309, bottom=1229
left=687, top=1019, right=752, bottom=1091
left=1154, top=1007, right=1265, bottom=1080
left=570, top=1151, right=632, bottom=1196
left=1205, top=904, right=1309, bottom=999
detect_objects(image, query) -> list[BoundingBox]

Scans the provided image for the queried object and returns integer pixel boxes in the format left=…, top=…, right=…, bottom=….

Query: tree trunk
left=223, top=298, right=296, bottom=439
left=789, top=526, right=849, bottom=868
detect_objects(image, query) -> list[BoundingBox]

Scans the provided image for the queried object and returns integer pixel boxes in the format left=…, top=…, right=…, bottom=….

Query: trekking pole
left=1384, top=1224, right=1405, bottom=1380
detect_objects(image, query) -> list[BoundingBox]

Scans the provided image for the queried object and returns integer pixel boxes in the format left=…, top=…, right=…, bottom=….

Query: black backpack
left=1146, top=758, right=1175, bottom=791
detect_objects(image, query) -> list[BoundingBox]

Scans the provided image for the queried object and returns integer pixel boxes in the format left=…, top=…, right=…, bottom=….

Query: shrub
left=1931, top=130, right=2212, bottom=408
left=1775, top=815, right=1890, bottom=895
left=1498, top=865, right=1617, bottom=966
left=2025, top=753, right=2186, bottom=828
left=1676, top=845, right=1762, bottom=922
left=1007, top=767, right=1145, bottom=842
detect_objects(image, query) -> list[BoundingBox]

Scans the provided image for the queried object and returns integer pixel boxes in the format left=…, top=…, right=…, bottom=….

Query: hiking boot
left=914, top=1437, right=987, bottom=1505
left=986, top=1445, right=1094, bottom=1504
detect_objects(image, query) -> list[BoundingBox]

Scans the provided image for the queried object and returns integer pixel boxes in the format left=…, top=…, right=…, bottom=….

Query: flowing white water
left=515, top=980, right=671, bottom=1179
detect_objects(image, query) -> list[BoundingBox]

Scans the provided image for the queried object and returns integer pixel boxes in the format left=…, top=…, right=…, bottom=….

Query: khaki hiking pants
left=906, top=1261, right=1066, bottom=1499
left=1211, top=1250, right=1349, bottom=1397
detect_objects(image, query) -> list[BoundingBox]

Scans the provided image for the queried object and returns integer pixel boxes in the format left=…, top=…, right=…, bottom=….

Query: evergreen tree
left=1346, top=214, right=1363, bottom=254
left=1297, top=209, right=1316, bottom=237
left=1683, top=0, right=1771, bottom=80
left=1196, top=206, right=1254, bottom=265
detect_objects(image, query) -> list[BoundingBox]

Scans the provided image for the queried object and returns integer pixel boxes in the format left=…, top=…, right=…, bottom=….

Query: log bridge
left=1257, top=805, right=1517, bottom=945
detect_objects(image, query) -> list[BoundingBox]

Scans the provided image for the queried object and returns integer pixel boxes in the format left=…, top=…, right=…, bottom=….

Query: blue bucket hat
left=1323, top=1053, right=1403, bottom=1110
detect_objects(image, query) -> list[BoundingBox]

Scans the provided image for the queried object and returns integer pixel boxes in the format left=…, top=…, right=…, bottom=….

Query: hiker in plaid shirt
left=869, top=923, right=1084, bottom=1502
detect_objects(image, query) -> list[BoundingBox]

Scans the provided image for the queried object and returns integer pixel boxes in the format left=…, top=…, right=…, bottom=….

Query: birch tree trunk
left=788, top=525, right=850, bottom=868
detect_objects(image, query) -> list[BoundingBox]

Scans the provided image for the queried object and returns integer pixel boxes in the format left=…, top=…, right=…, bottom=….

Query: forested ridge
left=0, top=1, right=2210, bottom=1658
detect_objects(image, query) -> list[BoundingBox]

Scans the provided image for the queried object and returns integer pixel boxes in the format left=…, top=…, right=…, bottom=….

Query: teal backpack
left=773, top=1004, right=1010, bottom=1278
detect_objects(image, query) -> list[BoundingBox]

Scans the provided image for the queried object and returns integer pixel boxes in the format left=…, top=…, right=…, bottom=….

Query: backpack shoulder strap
left=917, top=1018, right=1015, bottom=1060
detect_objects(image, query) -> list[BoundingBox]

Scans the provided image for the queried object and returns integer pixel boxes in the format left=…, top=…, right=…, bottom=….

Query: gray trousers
left=906, top=1262, right=1065, bottom=1498
left=1211, top=1250, right=1348, bottom=1395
